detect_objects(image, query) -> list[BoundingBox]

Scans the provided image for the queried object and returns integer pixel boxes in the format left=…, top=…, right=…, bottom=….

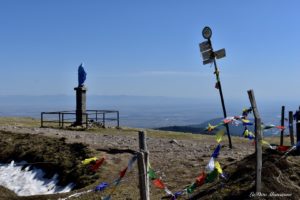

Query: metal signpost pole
left=200, top=26, right=232, bottom=148
left=212, top=55, right=232, bottom=149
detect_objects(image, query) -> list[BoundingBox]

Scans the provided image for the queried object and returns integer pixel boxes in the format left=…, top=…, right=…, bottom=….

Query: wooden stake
left=289, top=111, right=295, bottom=146
left=137, top=152, right=150, bottom=200
left=280, top=106, right=285, bottom=146
left=296, top=109, right=300, bottom=152
left=138, top=131, right=150, bottom=199
left=248, top=90, right=262, bottom=193
left=139, top=131, right=148, bottom=152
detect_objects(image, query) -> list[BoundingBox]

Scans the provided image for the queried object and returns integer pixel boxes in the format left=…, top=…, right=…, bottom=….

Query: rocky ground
left=0, top=117, right=299, bottom=200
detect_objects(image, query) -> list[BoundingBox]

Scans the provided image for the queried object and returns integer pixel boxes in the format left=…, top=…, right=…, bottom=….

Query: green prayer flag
left=187, top=183, right=197, bottom=194
left=205, top=169, right=218, bottom=183
left=148, top=168, right=157, bottom=180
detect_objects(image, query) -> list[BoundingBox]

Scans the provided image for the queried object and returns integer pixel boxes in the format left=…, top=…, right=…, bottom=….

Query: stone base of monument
left=73, top=86, right=87, bottom=126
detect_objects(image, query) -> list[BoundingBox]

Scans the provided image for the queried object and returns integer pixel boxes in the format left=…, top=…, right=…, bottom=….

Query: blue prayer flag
left=211, top=144, right=221, bottom=158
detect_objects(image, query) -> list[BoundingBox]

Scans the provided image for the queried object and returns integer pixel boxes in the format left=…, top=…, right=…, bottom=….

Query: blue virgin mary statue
left=78, top=63, right=87, bottom=87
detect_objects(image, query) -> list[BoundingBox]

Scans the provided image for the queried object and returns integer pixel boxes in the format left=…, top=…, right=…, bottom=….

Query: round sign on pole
left=202, top=26, right=212, bottom=39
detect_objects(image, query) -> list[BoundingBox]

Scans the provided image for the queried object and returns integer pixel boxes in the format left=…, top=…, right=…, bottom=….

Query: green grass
left=0, top=117, right=41, bottom=127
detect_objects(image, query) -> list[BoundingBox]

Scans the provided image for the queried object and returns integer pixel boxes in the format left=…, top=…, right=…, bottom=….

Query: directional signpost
left=199, top=26, right=232, bottom=149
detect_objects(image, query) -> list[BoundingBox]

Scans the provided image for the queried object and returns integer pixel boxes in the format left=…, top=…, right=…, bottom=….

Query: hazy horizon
left=0, top=94, right=296, bottom=128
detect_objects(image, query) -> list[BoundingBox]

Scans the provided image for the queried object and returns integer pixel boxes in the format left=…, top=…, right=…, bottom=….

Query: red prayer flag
left=277, top=146, right=290, bottom=152
left=195, top=172, right=206, bottom=186
left=120, top=167, right=128, bottom=178
left=90, top=158, right=105, bottom=172
left=153, top=179, right=165, bottom=189
left=276, top=126, right=285, bottom=130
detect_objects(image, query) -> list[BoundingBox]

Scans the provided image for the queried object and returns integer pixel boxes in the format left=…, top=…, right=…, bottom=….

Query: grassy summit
left=0, top=117, right=298, bottom=200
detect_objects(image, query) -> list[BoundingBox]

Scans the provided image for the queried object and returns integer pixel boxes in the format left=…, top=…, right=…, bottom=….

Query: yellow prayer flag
left=242, top=119, right=250, bottom=123
left=243, top=129, right=249, bottom=137
left=207, top=123, right=216, bottom=132
left=214, top=161, right=223, bottom=174
left=261, top=140, right=271, bottom=147
left=81, top=157, right=97, bottom=165
left=216, top=129, right=225, bottom=143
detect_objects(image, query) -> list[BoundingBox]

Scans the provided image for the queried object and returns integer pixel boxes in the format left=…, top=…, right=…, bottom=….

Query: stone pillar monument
left=74, top=63, right=87, bottom=126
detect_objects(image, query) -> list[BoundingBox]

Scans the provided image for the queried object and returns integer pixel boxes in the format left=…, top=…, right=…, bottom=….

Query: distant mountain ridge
left=157, top=117, right=284, bottom=137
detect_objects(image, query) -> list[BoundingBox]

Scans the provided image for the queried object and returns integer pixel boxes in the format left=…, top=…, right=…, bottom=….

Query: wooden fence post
left=289, top=111, right=295, bottom=146
left=280, top=106, right=285, bottom=146
left=139, top=131, right=148, bottom=152
left=138, top=131, right=150, bottom=200
left=248, top=90, right=262, bottom=193
left=296, top=109, right=300, bottom=152
left=137, top=152, right=149, bottom=200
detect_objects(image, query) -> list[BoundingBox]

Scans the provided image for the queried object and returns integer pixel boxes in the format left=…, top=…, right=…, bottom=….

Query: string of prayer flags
left=90, top=157, right=105, bottom=172
left=81, top=157, right=97, bottom=165
left=262, top=124, right=285, bottom=130
left=58, top=189, right=93, bottom=200
left=95, top=182, right=109, bottom=192
left=149, top=166, right=178, bottom=199
left=103, top=155, right=138, bottom=200
left=263, top=125, right=274, bottom=130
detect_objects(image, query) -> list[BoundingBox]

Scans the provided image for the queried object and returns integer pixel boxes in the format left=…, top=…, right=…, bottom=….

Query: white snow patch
left=0, top=161, right=74, bottom=196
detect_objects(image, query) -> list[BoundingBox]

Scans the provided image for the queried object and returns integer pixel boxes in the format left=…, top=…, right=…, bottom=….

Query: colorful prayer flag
left=195, top=172, right=206, bottom=186
left=148, top=168, right=157, bottom=180
left=81, top=157, right=97, bottom=165
left=206, top=157, right=215, bottom=173
left=120, top=167, right=128, bottom=178
left=207, top=123, right=216, bottom=132
left=90, top=157, right=105, bottom=172
left=241, top=119, right=250, bottom=123
left=277, top=146, right=290, bottom=152
left=214, top=161, right=223, bottom=174
left=216, top=130, right=225, bottom=143
left=187, top=183, right=197, bottom=194
left=276, top=126, right=285, bottom=130
left=127, top=155, right=138, bottom=171
left=95, top=182, right=109, bottom=192
left=153, top=179, right=165, bottom=189
left=211, top=144, right=221, bottom=158
left=205, top=169, right=218, bottom=183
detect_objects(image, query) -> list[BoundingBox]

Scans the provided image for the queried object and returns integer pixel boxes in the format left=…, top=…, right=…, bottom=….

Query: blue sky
left=1, top=0, right=300, bottom=103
